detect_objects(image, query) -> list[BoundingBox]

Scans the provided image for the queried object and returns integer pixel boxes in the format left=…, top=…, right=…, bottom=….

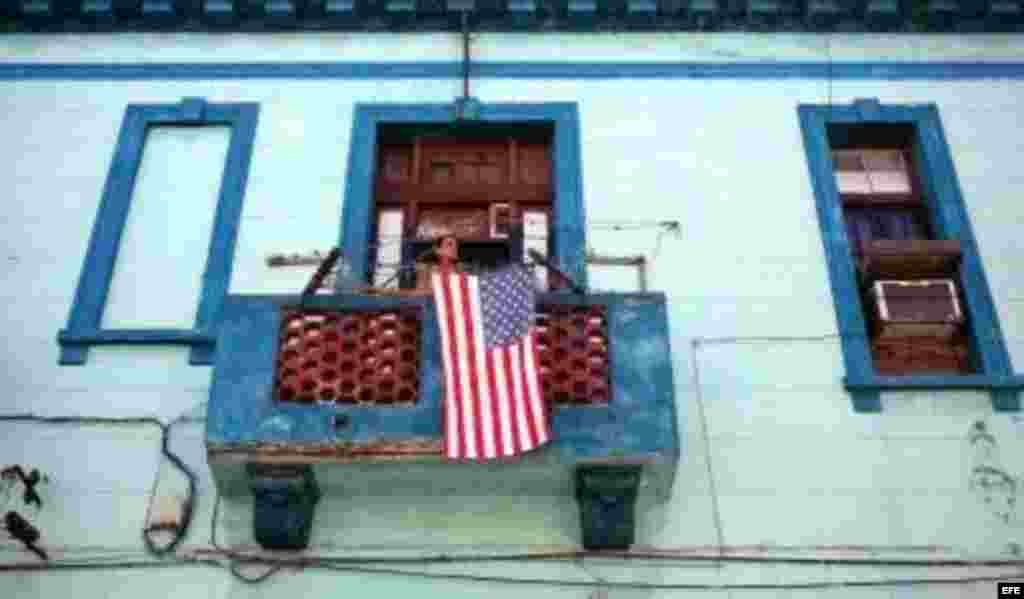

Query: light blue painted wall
left=2, top=33, right=1024, bottom=598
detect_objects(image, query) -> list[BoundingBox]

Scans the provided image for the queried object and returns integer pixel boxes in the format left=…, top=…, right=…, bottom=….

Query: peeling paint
left=209, top=437, right=443, bottom=462
left=256, top=413, right=297, bottom=439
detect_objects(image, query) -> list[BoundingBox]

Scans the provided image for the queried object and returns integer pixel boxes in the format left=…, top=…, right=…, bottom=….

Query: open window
left=369, top=123, right=556, bottom=291
left=827, top=123, right=969, bottom=375
left=800, top=100, right=1020, bottom=412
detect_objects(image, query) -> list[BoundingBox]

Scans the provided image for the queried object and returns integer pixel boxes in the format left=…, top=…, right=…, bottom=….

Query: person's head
left=436, top=235, right=459, bottom=263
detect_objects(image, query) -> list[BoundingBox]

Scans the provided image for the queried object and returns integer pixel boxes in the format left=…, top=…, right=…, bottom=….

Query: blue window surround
left=798, top=98, right=1022, bottom=413
left=338, top=102, right=587, bottom=290
left=58, top=98, right=259, bottom=366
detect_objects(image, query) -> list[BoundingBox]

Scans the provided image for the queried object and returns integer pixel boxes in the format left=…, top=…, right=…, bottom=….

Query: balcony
left=206, top=291, right=679, bottom=550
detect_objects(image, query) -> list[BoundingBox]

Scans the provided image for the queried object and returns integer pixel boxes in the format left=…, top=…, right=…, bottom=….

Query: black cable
left=2, top=556, right=1021, bottom=591
left=206, top=492, right=1024, bottom=570
left=311, top=562, right=1024, bottom=590
left=0, top=414, right=198, bottom=559
left=142, top=420, right=197, bottom=558
left=209, top=492, right=284, bottom=585
left=8, top=488, right=1024, bottom=587
left=229, top=560, right=283, bottom=585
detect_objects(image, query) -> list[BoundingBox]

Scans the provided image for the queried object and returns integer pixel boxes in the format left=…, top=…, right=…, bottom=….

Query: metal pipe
left=302, top=248, right=341, bottom=297
left=586, top=254, right=648, bottom=292
left=461, top=11, right=470, bottom=102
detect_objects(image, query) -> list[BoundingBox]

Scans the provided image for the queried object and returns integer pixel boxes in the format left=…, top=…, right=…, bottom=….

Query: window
left=58, top=98, right=259, bottom=366
left=827, top=123, right=970, bottom=376
left=338, top=103, right=587, bottom=293
left=369, top=124, right=555, bottom=291
left=798, top=99, right=1021, bottom=412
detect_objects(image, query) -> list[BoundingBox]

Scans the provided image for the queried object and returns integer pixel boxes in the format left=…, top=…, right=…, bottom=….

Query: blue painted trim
left=8, top=62, right=1024, bottom=81
left=58, top=98, right=259, bottom=366
left=58, top=330, right=215, bottom=344
left=340, top=102, right=587, bottom=290
left=845, top=375, right=1024, bottom=391
left=798, top=100, right=1018, bottom=413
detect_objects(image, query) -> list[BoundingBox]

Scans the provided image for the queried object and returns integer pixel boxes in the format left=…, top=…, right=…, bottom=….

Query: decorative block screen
left=275, top=304, right=611, bottom=406
left=535, top=305, right=611, bottom=405
left=275, top=308, right=421, bottom=405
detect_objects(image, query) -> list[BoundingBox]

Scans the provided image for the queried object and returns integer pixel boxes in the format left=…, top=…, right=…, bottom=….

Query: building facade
left=3, top=4, right=1024, bottom=597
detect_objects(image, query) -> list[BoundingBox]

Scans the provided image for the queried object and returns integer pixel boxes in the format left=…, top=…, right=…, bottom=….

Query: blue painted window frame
left=798, top=99, right=1022, bottom=413
left=338, top=102, right=587, bottom=291
left=58, top=98, right=259, bottom=366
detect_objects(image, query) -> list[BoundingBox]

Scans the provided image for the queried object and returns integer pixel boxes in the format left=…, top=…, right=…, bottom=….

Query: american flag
left=431, top=264, right=551, bottom=460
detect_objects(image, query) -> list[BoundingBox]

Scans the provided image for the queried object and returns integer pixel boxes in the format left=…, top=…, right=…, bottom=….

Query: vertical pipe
left=462, top=11, right=470, bottom=102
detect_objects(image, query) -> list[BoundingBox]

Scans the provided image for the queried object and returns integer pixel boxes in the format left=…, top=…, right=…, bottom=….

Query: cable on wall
left=2, top=554, right=1020, bottom=592
left=689, top=338, right=726, bottom=567
left=0, top=414, right=199, bottom=559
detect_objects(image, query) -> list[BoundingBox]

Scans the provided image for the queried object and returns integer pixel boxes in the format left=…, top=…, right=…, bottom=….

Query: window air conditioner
left=870, top=279, right=964, bottom=338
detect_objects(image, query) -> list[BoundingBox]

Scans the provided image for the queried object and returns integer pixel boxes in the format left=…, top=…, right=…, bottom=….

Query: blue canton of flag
left=479, top=264, right=535, bottom=349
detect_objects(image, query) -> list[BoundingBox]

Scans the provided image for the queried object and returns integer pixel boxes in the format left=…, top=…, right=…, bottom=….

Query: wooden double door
left=373, top=132, right=554, bottom=289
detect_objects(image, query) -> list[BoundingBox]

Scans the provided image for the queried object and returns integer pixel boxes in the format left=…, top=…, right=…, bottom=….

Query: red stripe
left=501, top=348, right=522, bottom=455
left=516, top=339, right=541, bottom=449
left=528, top=330, right=550, bottom=439
left=485, top=349, right=506, bottom=458
left=439, top=270, right=466, bottom=459
left=457, top=273, right=487, bottom=460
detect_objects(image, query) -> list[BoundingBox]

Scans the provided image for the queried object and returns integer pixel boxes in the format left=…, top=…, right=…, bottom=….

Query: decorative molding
left=798, top=100, right=1020, bottom=413
left=3, top=1, right=1023, bottom=33
left=57, top=99, right=259, bottom=366
left=8, top=62, right=1024, bottom=82
left=853, top=97, right=883, bottom=121
left=177, top=96, right=206, bottom=123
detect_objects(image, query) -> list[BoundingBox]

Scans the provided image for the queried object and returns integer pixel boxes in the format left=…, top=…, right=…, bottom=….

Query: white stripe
left=521, top=334, right=548, bottom=445
left=431, top=272, right=460, bottom=459
left=448, top=272, right=478, bottom=460
left=508, top=344, right=532, bottom=452
left=491, top=347, right=516, bottom=456
left=465, top=276, right=497, bottom=459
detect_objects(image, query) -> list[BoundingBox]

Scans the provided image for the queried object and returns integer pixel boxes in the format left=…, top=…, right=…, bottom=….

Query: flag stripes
left=432, top=268, right=550, bottom=460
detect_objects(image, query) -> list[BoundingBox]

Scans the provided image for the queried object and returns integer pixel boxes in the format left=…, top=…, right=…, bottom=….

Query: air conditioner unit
left=870, top=279, right=964, bottom=338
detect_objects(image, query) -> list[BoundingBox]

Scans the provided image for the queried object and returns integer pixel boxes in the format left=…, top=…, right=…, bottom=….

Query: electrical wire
left=142, top=418, right=197, bottom=558
left=310, top=562, right=1024, bottom=590
left=191, top=491, right=1024, bottom=588
left=204, top=489, right=1024, bottom=569
left=1, top=555, right=1021, bottom=591
left=209, top=492, right=284, bottom=584
left=0, top=414, right=199, bottom=559
left=4, top=454, right=1023, bottom=588
left=689, top=338, right=726, bottom=567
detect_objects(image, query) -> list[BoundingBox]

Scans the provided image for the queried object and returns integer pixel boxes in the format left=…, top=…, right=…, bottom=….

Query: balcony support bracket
left=249, top=464, right=321, bottom=550
left=575, top=464, right=642, bottom=550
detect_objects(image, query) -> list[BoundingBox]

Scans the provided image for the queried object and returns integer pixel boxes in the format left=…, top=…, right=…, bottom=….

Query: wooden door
left=373, top=133, right=553, bottom=288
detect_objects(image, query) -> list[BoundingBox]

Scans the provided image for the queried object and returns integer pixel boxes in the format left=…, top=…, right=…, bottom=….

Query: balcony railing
left=272, top=303, right=611, bottom=406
